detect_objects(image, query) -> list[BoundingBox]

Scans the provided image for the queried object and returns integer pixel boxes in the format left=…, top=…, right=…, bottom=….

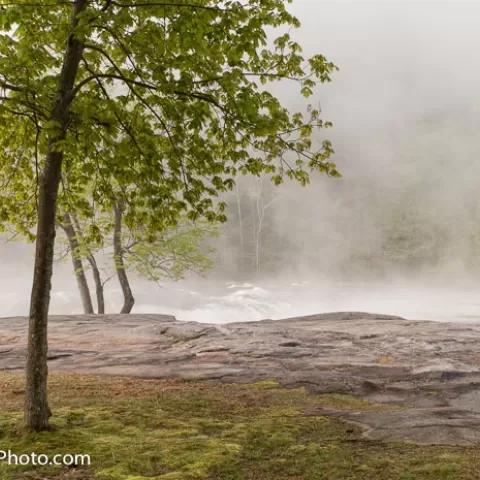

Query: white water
left=2, top=244, right=480, bottom=323
left=117, top=280, right=480, bottom=324
left=2, top=266, right=480, bottom=324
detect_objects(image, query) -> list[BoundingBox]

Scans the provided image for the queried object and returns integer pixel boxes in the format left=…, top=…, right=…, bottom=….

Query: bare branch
left=101, top=271, right=117, bottom=287
left=2, top=231, right=20, bottom=243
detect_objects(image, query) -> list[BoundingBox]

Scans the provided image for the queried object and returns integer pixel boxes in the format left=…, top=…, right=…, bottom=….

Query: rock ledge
left=2, top=311, right=480, bottom=445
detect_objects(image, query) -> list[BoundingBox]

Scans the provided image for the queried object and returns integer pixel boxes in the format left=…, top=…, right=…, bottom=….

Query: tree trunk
left=113, top=203, right=134, bottom=314
left=70, top=214, right=105, bottom=314
left=255, top=178, right=264, bottom=273
left=235, top=182, right=245, bottom=258
left=60, top=213, right=94, bottom=314
left=250, top=193, right=257, bottom=271
left=86, top=253, right=105, bottom=314
left=25, top=0, right=88, bottom=432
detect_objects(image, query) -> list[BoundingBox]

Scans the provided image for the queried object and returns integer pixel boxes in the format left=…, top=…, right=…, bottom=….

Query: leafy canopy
left=0, top=0, right=338, bottom=241
left=55, top=207, right=217, bottom=286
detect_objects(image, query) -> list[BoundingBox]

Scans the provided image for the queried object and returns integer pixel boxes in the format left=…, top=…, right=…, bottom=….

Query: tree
left=0, top=0, right=338, bottom=431
left=66, top=212, right=106, bottom=314
left=249, top=176, right=280, bottom=272
left=58, top=212, right=95, bottom=314
left=56, top=192, right=217, bottom=314
left=380, top=188, right=450, bottom=269
left=116, top=215, right=216, bottom=288
left=215, top=175, right=284, bottom=275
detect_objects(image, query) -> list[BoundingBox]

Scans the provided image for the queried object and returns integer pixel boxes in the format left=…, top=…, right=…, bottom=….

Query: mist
left=3, top=0, right=480, bottom=323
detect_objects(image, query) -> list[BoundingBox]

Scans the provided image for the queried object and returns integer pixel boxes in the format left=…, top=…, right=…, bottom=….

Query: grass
left=0, top=373, right=479, bottom=479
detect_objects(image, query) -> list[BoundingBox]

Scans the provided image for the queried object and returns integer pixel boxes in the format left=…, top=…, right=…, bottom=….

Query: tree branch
left=72, top=72, right=157, bottom=97
left=0, top=80, right=29, bottom=93
left=1, top=2, right=72, bottom=6
left=111, top=1, right=222, bottom=12
left=72, top=70, right=225, bottom=112
left=80, top=56, right=149, bottom=163
left=0, top=96, right=47, bottom=119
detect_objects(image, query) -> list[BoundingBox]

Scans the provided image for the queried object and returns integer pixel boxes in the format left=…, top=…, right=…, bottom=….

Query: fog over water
left=3, top=0, right=480, bottom=323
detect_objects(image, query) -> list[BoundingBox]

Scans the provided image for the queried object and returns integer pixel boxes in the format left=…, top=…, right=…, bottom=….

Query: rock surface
left=2, top=312, right=480, bottom=445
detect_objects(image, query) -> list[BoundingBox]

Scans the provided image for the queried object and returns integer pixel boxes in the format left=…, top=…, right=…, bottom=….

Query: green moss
left=0, top=373, right=479, bottom=480
left=247, top=380, right=280, bottom=388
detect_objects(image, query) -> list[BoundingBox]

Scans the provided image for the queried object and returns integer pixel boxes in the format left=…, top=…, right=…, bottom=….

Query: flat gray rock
left=2, top=311, right=480, bottom=445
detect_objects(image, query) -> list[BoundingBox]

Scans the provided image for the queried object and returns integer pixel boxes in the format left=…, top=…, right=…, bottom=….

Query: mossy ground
left=0, top=373, right=479, bottom=480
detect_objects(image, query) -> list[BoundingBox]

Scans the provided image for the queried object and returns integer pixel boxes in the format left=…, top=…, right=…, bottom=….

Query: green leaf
left=0, top=0, right=338, bottom=289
